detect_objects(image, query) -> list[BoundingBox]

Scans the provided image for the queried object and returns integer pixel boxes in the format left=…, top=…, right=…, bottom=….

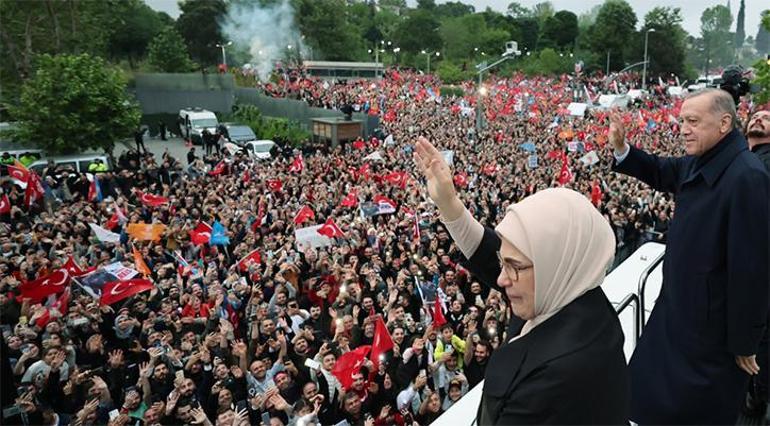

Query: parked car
left=221, top=123, right=257, bottom=147
left=28, top=153, right=112, bottom=174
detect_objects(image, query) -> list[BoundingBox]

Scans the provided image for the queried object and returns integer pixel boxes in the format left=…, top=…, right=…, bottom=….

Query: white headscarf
left=495, top=188, right=616, bottom=338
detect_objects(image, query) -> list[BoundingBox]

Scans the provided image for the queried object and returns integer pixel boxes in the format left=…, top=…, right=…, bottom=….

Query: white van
left=28, top=153, right=112, bottom=174
left=178, top=108, right=219, bottom=145
left=244, top=140, right=277, bottom=160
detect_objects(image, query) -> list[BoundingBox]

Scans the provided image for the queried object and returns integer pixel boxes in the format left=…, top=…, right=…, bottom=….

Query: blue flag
left=519, top=142, right=536, bottom=153
left=209, top=221, right=230, bottom=246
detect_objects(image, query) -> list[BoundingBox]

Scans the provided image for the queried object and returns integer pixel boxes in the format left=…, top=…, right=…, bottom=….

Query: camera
left=720, top=65, right=754, bottom=105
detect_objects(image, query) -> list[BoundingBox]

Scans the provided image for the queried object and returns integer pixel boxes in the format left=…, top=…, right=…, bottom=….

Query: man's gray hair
left=685, top=88, right=738, bottom=129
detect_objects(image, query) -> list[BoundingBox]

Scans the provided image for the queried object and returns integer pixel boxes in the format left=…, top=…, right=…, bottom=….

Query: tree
left=513, top=17, right=540, bottom=52
left=506, top=2, right=530, bottom=19
left=700, top=5, right=734, bottom=71
left=758, top=11, right=770, bottom=54
left=734, top=0, right=745, bottom=48
left=541, top=10, right=578, bottom=50
left=147, top=27, right=195, bottom=73
left=416, top=0, right=436, bottom=11
left=639, top=7, right=687, bottom=78
left=531, top=2, right=555, bottom=26
left=295, top=0, right=365, bottom=61
left=434, top=1, right=475, bottom=19
left=107, top=0, right=167, bottom=69
left=0, top=1, right=114, bottom=101
left=175, top=0, right=227, bottom=67
left=393, top=10, right=441, bottom=54
left=11, top=54, right=140, bottom=155
left=588, top=0, right=637, bottom=72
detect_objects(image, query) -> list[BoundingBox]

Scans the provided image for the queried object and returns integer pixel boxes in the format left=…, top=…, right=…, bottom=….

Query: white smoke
left=220, top=0, right=305, bottom=80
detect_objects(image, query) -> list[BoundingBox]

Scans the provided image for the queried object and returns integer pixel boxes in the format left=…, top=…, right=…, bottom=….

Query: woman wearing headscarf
left=414, top=137, right=629, bottom=424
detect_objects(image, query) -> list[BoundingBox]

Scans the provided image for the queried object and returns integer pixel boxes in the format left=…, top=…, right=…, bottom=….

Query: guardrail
left=637, top=252, right=665, bottom=332
left=615, top=292, right=641, bottom=346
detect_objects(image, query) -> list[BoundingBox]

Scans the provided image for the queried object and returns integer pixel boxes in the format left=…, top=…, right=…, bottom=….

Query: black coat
left=614, top=129, right=770, bottom=424
left=462, top=228, right=629, bottom=425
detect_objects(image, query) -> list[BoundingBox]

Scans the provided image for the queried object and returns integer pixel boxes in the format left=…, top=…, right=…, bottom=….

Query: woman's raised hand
left=413, top=136, right=462, bottom=220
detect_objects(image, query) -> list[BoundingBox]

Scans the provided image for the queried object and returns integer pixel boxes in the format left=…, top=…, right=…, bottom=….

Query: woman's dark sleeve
left=458, top=227, right=504, bottom=293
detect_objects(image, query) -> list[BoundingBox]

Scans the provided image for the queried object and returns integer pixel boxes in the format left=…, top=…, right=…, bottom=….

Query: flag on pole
left=135, top=190, right=169, bottom=207
left=132, top=246, right=152, bottom=277
left=332, top=345, right=371, bottom=390
left=369, top=316, right=394, bottom=373
left=190, top=222, right=212, bottom=246
left=293, top=205, right=315, bottom=225
left=317, top=218, right=344, bottom=238
left=209, top=221, right=230, bottom=246
left=89, top=223, right=121, bottom=243
left=237, top=249, right=262, bottom=272
left=100, top=279, right=154, bottom=305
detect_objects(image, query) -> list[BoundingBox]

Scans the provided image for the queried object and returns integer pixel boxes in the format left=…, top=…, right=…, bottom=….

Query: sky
left=145, top=0, right=765, bottom=39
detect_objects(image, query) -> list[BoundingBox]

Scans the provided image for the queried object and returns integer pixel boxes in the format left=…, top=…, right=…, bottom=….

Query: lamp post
left=475, top=52, right=519, bottom=133
left=641, top=28, right=655, bottom=91
left=421, top=50, right=440, bottom=74
left=215, top=41, right=233, bottom=68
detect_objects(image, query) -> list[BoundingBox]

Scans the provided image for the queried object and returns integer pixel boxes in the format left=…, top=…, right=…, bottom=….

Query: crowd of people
left=0, top=66, right=758, bottom=426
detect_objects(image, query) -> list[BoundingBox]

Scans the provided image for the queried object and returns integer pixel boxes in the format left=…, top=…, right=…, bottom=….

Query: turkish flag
left=237, top=249, right=262, bottom=272
left=293, top=205, right=315, bottom=225
left=62, top=256, right=92, bottom=277
left=317, top=218, right=344, bottom=238
left=100, top=279, right=154, bottom=306
left=332, top=345, right=371, bottom=390
left=24, top=173, right=45, bottom=209
left=289, top=154, right=304, bottom=173
left=357, top=163, right=370, bottom=180
left=0, top=194, right=10, bottom=214
left=453, top=173, right=468, bottom=188
left=432, top=298, right=447, bottom=327
left=135, top=190, right=169, bottom=207
left=352, top=139, right=366, bottom=150
left=190, top=222, right=212, bottom=246
left=558, top=157, right=573, bottom=186
left=7, top=160, right=30, bottom=184
left=591, top=180, right=603, bottom=207
left=369, top=316, right=394, bottom=373
left=546, top=149, right=562, bottom=160
left=482, top=163, right=497, bottom=176
left=20, top=269, right=70, bottom=301
left=267, top=179, right=283, bottom=192
left=208, top=161, right=227, bottom=176
left=384, top=171, right=408, bottom=189
left=340, top=191, right=358, bottom=208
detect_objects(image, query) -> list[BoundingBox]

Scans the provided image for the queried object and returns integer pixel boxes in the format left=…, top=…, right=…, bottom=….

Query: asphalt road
left=117, top=136, right=196, bottom=165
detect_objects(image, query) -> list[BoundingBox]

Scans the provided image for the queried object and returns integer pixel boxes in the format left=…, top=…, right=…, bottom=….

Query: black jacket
left=752, top=143, right=770, bottom=171
left=462, top=228, right=629, bottom=425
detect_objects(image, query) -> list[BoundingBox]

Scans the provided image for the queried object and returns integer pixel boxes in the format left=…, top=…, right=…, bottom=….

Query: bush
left=226, top=104, right=310, bottom=147
left=440, top=86, right=466, bottom=98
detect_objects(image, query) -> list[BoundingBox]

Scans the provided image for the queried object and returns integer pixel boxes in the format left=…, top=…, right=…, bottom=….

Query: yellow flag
left=127, top=223, right=166, bottom=241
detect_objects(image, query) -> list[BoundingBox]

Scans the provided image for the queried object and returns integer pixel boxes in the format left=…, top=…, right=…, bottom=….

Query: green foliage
left=440, top=86, right=466, bottom=97
left=506, top=2, right=530, bottom=19
left=11, top=54, right=141, bottom=155
left=107, top=0, right=168, bottom=69
left=758, top=11, right=770, bottom=55
left=229, top=104, right=310, bottom=147
left=735, top=0, right=745, bottom=48
left=394, top=10, right=442, bottom=54
left=440, top=14, right=510, bottom=60
left=147, top=28, right=196, bottom=73
left=436, top=62, right=471, bottom=84
left=763, top=10, right=770, bottom=32
left=752, top=56, right=770, bottom=105
left=541, top=11, right=578, bottom=49
left=700, top=5, right=734, bottom=70
left=639, top=7, right=688, bottom=78
left=296, top=0, right=366, bottom=61
left=588, top=0, right=637, bottom=72
left=434, top=2, right=475, bottom=18
left=175, top=0, right=227, bottom=67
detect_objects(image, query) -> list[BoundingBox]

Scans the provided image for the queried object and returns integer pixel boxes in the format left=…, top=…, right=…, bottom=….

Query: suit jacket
left=614, top=129, right=770, bottom=424
left=462, top=228, right=629, bottom=425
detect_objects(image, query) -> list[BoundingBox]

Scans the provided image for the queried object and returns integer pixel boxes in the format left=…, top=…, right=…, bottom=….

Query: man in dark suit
left=744, top=108, right=770, bottom=416
left=610, top=88, right=770, bottom=424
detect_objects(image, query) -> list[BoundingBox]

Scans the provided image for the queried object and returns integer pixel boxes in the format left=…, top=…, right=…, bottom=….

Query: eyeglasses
left=496, top=251, right=533, bottom=281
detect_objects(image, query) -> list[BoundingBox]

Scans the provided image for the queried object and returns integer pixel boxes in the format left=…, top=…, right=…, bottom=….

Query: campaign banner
left=77, top=262, right=139, bottom=299
left=295, top=224, right=333, bottom=250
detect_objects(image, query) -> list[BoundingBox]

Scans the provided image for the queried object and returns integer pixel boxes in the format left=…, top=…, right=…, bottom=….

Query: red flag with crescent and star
left=100, top=279, right=154, bottom=305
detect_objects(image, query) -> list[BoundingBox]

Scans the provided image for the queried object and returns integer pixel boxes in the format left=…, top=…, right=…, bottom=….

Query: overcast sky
left=146, top=0, right=765, bottom=39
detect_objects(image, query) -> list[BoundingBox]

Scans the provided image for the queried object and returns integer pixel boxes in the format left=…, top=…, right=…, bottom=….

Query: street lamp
left=215, top=41, right=233, bottom=68
left=642, top=28, right=655, bottom=91
left=420, top=50, right=440, bottom=74
left=475, top=46, right=520, bottom=132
